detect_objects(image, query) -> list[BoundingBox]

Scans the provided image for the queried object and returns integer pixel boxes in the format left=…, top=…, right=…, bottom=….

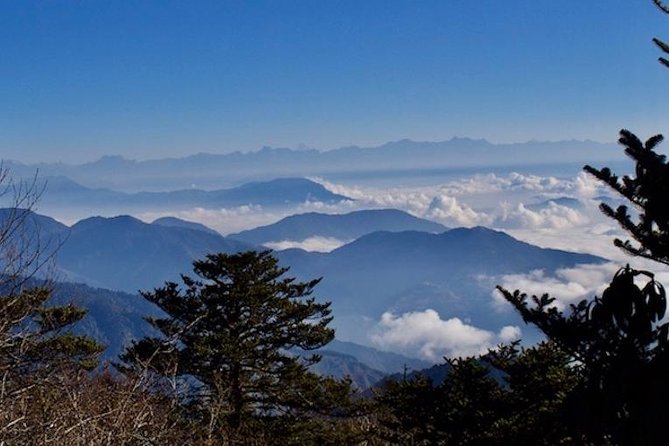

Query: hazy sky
left=2, top=1, right=669, bottom=163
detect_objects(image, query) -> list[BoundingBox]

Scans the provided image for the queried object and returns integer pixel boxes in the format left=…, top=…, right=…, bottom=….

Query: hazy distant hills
left=526, top=196, right=585, bottom=211
left=3, top=209, right=604, bottom=350
left=34, top=176, right=350, bottom=212
left=34, top=279, right=415, bottom=388
left=7, top=138, right=622, bottom=191
left=48, top=281, right=162, bottom=362
left=320, top=339, right=431, bottom=375
left=2, top=211, right=252, bottom=292
left=152, top=216, right=221, bottom=235
left=57, top=215, right=254, bottom=292
left=311, top=351, right=387, bottom=389
left=229, top=209, right=448, bottom=246
left=276, top=227, right=604, bottom=340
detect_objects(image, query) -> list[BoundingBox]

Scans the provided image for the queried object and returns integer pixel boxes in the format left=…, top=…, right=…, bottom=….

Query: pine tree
left=0, top=166, right=105, bottom=439
left=375, top=342, right=576, bottom=445
left=121, top=250, right=351, bottom=442
left=584, top=130, right=669, bottom=265
left=0, top=287, right=104, bottom=378
left=497, top=129, right=669, bottom=444
left=653, top=1, right=669, bottom=67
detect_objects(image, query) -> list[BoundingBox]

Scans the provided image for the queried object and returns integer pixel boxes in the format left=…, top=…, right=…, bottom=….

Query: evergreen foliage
left=121, top=250, right=355, bottom=442
left=496, top=124, right=669, bottom=444
left=584, top=130, right=669, bottom=265
left=654, top=1, right=669, bottom=67
left=375, top=342, right=577, bottom=445
left=498, top=264, right=669, bottom=444
left=0, top=286, right=104, bottom=376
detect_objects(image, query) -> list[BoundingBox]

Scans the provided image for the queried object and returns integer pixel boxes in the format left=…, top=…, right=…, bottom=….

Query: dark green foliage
left=496, top=127, right=669, bottom=444
left=486, top=342, right=579, bottom=445
left=375, top=342, right=577, bottom=445
left=376, top=374, right=445, bottom=445
left=652, top=1, right=669, bottom=66
left=121, top=250, right=354, bottom=441
left=498, top=264, right=669, bottom=444
left=584, top=130, right=669, bottom=265
left=0, top=287, right=104, bottom=375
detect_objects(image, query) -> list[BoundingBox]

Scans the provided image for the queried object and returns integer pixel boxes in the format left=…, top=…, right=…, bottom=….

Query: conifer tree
left=0, top=287, right=104, bottom=375
left=584, top=130, right=669, bottom=265
left=0, top=169, right=105, bottom=439
left=497, top=125, right=669, bottom=445
left=121, top=250, right=351, bottom=441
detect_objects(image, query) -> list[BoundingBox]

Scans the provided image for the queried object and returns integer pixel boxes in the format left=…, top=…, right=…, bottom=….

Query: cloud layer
left=370, top=309, right=521, bottom=362
left=263, top=236, right=348, bottom=252
left=135, top=171, right=617, bottom=247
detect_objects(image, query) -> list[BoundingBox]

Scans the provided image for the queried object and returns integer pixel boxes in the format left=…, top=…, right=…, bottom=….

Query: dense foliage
left=374, top=341, right=578, bottom=445
left=121, top=250, right=358, bottom=444
left=496, top=124, right=669, bottom=444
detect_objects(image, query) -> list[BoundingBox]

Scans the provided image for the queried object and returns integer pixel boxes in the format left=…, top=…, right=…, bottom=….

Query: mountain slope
left=321, top=339, right=431, bottom=375
left=48, top=281, right=162, bottom=362
left=56, top=215, right=256, bottom=292
left=229, top=209, right=447, bottom=245
left=310, top=351, right=387, bottom=389
left=152, top=216, right=220, bottom=235
left=276, top=227, right=605, bottom=343
left=37, top=176, right=350, bottom=213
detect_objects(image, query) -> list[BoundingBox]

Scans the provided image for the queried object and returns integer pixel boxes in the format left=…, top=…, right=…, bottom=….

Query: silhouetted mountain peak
left=230, top=209, right=446, bottom=246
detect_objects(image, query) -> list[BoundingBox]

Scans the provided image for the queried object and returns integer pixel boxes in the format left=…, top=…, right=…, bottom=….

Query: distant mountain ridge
left=229, top=209, right=447, bottom=246
left=27, top=277, right=403, bottom=388
left=152, top=216, right=220, bottom=235
left=276, top=226, right=605, bottom=343
left=57, top=215, right=255, bottom=292
left=320, top=339, right=431, bottom=375
left=1, top=209, right=605, bottom=351
left=30, top=176, right=350, bottom=213
left=311, top=351, right=387, bottom=389
left=6, top=138, right=622, bottom=191
left=0, top=210, right=255, bottom=292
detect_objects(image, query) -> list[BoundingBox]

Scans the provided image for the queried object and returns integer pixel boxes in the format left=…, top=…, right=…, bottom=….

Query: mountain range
left=27, top=278, right=418, bottom=389
left=229, top=209, right=447, bottom=246
left=31, top=176, right=349, bottom=214
left=275, top=227, right=604, bottom=341
left=6, top=138, right=622, bottom=191
left=2, top=208, right=604, bottom=360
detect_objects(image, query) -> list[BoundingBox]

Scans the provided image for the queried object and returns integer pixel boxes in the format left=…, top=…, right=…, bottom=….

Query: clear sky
left=1, top=0, right=669, bottom=163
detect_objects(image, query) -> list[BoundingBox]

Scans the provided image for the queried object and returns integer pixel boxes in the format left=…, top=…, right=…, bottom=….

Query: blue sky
left=1, top=0, right=668, bottom=163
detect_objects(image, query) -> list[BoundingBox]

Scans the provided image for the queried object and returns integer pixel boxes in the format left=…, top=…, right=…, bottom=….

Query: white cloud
left=315, top=173, right=609, bottom=233
left=130, top=171, right=629, bottom=256
left=494, top=202, right=589, bottom=230
left=425, top=195, right=492, bottom=227
left=499, top=325, right=522, bottom=343
left=492, top=263, right=620, bottom=311
left=138, top=205, right=277, bottom=235
left=263, top=236, right=348, bottom=252
left=572, top=171, right=605, bottom=198
left=370, top=309, right=521, bottom=362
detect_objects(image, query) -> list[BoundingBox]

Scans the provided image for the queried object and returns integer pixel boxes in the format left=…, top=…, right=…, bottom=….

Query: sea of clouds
left=139, top=170, right=624, bottom=256
left=136, top=170, right=666, bottom=362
